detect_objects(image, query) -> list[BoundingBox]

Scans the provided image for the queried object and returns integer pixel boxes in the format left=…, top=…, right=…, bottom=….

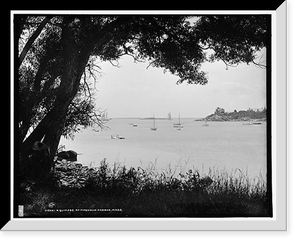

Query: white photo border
left=1, top=4, right=287, bottom=231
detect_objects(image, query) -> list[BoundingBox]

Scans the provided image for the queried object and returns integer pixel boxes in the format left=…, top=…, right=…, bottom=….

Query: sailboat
left=101, top=111, right=110, bottom=121
left=150, top=115, right=157, bottom=131
left=173, top=113, right=183, bottom=129
left=202, top=119, right=209, bottom=126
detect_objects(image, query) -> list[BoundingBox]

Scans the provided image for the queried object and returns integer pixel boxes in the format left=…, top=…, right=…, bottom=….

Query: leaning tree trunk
left=19, top=68, right=87, bottom=182
left=19, top=88, right=78, bottom=181
left=19, top=18, right=94, bottom=181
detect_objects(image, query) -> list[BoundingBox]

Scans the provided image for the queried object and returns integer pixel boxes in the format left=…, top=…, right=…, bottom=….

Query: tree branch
left=120, top=44, right=146, bottom=63
left=252, top=60, right=266, bottom=68
left=146, top=60, right=156, bottom=69
left=69, top=102, right=108, bottom=130
left=82, top=71, right=93, bottom=102
left=108, top=60, right=120, bottom=67
left=252, top=53, right=266, bottom=68
left=19, top=16, right=52, bottom=67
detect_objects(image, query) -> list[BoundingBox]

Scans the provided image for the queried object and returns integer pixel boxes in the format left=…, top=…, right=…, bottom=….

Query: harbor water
left=60, top=118, right=267, bottom=179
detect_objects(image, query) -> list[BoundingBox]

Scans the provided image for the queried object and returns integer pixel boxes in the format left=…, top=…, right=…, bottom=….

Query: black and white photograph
left=5, top=4, right=287, bottom=231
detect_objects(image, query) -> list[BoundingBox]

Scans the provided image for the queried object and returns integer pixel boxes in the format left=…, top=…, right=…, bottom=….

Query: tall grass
left=19, top=160, right=271, bottom=217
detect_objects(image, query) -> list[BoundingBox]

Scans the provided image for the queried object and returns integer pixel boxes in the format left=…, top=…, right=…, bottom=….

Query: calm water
left=60, top=118, right=267, bottom=179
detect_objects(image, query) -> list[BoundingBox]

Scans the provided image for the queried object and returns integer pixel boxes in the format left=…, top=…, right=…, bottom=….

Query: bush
left=20, top=160, right=271, bottom=217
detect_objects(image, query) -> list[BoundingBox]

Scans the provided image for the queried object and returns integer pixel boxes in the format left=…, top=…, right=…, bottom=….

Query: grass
left=19, top=160, right=271, bottom=217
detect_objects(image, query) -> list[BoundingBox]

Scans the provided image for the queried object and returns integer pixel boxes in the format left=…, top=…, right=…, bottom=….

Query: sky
left=93, top=49, right=266, bottom=119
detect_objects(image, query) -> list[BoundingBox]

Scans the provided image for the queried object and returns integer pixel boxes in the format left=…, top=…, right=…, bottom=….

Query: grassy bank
left=19, top=160, right=271, bottom=217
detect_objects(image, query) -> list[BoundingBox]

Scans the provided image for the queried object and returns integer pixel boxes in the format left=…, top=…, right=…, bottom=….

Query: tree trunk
left=41, top=96, right=74, bottom=158
left=19, top=18, right=94, bottom=181
left=19, top=28, right=92, bottom=182
left=19, top=76, right=84, bottom=182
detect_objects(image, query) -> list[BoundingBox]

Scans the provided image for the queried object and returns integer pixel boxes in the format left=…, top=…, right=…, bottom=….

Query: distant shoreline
left=195, top=117, right=266, bottom=122
left=140, top=117, right=173, bottom=120
left=108, top=117, right=265, bottom=122
left=107, top=117, right=175, bottom=120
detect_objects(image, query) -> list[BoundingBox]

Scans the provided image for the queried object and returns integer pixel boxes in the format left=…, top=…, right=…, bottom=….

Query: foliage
left=20, top=161, right=270, bottom=217
left=207, top=107, right=267, bottom=120
left=194, top=16, right=268, bottom=67
left=214, top=107, right=226, bottom=115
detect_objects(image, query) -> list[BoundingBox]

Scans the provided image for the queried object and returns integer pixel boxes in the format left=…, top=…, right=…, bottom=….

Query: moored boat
left=173, top=113, right=183, bottom=129
left=150, top=115, right=157, bottom=131
left=111, top=135, right=125, bottom=139
left=202, top=120, right=209, bottom=126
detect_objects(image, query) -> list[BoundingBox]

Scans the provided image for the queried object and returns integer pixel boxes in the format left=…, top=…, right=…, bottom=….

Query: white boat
left=111, top=134, right=125, bottom=139
left=150, top=115, right=157, bottom=131
left=243, top=120, right=262, bottom=125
